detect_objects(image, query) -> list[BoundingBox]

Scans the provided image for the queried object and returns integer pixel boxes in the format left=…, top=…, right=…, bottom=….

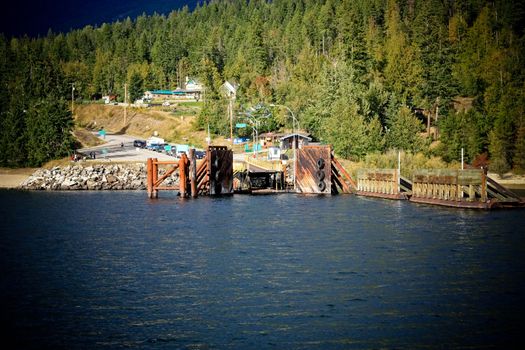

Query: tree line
left=0, top=0, right=524, bottom=172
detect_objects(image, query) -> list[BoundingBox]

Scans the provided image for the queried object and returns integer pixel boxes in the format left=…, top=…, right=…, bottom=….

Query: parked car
left=146, top=143, right=163, bottom=152
left=156, top=144, right=167, bottom=152
left=195, top=150, right=206, bottom=159
left=133, top=140, right=146, bottom=148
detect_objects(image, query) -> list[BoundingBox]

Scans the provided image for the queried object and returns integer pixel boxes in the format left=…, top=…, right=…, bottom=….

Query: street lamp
left=243, top=104, right=270, bottom=158
left=239, top=112, right=259, bottom=157
left=270, top=103, right=298, bottom=191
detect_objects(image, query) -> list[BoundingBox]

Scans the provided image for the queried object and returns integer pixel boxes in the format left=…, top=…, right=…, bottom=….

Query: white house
left=221, top=80, right=238, bottom=99
left=184, top=77, right=203, bottom=100
left=143, top=77, right=203, bottom=101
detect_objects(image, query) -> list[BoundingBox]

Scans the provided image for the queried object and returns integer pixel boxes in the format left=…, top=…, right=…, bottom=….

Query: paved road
left=78, top=133, right=178, bottom=162
left=78, top=133, right=257, bottom=162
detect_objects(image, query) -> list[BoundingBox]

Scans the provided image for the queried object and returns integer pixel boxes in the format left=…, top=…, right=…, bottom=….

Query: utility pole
left=124, top=83, right=127, bottom=126
left=435, top=97, right=440, bottom=139
left=398, top=150, right=401, bottom=193
left=224, top=82, right=237, bottom=147
left=427, top=109, right=431, bottom=138
left=461, top=148, right=464, bottom=170
left=270, top=104, right=298, bottom=191
left=229, top=98, right=234, bottom=147
left=71, top=84, right=75, bottom=115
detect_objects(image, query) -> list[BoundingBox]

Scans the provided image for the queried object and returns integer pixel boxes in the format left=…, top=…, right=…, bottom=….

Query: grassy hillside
left=73, top=103, right=230, bottom=148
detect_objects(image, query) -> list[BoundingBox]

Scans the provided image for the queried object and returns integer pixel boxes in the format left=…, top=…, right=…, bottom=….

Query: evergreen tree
left=0, top=0, right=524, bottom=168
left=0, top=104, right=27, bottom=167
left=488, top=129, right=510, bottom=175
left=386, top=106, right=424, bottom=152
left=24, top=97, right=75, bottom=167
left=128, top=71, right=144, bottom=102
left=513, top=124, right=525, bottom=170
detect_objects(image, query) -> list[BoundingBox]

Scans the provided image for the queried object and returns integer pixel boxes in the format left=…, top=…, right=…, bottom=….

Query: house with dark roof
left=279, top=133, right=312, bottom=150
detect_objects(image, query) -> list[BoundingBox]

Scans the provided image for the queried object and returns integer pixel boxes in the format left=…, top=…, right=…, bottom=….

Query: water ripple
left=1, top=191, right=524, bottom=349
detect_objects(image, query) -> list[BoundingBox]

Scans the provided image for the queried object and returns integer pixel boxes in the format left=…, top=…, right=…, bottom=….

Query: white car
left=162, top=101, right=170, bottom=106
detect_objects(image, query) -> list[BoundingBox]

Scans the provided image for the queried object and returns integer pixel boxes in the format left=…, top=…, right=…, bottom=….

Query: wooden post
left=152, top=158, right=158, bottom=198
left=206, top=148, right=211, bottom=195
left=481, top=170, right=487, bottom=202
left=189, top=148, right=197, bottom=198
left=468, top=184, right=475, bottom=201
left=179, top=153, right=188, bottom=198
left=282, top=161, right=287, bottom=190
left=147, top=158, right=153, bottom=198
left=397, top=151, right=401, bottom=194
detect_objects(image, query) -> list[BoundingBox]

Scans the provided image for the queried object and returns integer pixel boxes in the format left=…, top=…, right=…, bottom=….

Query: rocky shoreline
left=19, top=163, right=178, bottom=190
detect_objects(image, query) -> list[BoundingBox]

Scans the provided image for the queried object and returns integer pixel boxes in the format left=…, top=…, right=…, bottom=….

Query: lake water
left=1, top=190, right=524, bottom=349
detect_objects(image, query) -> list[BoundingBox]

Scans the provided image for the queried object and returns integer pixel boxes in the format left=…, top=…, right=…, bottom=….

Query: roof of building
left=279, top=133, right=312, bottom=141
left=146, top=89, right=199, bottom=95
left=221, top=81, right=238, bottom=96
left=259, top=132, right=285, bottom=138
left=148, top=90, right=173, bottom=95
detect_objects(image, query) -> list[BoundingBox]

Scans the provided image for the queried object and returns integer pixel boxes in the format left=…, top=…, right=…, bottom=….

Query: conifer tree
left=513, top=124, right=525, bottom=171
left=386, top=106, right=424, bottom=152
left=488, top=129, right=510, bottom=175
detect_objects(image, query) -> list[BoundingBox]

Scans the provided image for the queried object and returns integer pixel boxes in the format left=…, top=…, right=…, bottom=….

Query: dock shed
left=280, top=133, right=312, bottom=150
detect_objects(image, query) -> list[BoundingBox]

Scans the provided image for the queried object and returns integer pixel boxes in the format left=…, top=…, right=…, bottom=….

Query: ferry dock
left=146, top=145, right=525, bottom=210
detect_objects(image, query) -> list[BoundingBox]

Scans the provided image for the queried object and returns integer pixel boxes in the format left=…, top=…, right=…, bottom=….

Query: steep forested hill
left=1, top=0, right=524, bottom=171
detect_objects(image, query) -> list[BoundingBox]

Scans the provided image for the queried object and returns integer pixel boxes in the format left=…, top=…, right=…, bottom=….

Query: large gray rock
left=20, top=162, right=150, bottom=191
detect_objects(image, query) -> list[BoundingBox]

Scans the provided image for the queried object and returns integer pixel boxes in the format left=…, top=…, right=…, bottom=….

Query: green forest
left=1, top=0, right=524, bottom=172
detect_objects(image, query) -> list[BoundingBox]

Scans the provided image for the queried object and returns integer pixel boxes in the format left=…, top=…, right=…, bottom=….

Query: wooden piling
left=179, top=153, right=188, bottom=198
left=147, top=158, right=153, bottom=198
left=481, top=170, right=487, bottom=202
left=152, top=158, right=159, bottom=198
left=189, top=148, right=197, bottom=198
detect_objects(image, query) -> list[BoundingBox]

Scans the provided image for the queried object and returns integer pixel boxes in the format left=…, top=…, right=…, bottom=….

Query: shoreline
left=2, top=166, right=525, bottom=191
left=0, top=168, right=38, bottom=189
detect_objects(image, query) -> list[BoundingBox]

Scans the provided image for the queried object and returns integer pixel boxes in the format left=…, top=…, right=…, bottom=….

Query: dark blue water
left=1, top=191, right=524, bottom=349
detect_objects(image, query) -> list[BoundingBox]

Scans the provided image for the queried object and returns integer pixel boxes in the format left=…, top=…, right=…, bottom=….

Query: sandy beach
left=0, top=168, right=38, bottom=188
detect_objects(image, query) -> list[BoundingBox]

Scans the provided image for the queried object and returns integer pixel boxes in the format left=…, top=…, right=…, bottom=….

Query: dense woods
left=1, top=0, right=524, bottom=171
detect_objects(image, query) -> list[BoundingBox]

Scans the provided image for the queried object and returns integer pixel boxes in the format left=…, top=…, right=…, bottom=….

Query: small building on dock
left=280, top=133, right=311, bottom=150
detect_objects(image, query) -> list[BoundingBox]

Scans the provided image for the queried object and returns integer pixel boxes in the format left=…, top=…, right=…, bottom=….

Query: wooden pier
left=410, top=169, right=523, bottom=209
left=352, top=167, right=523, bottom=208
left=145, top=144, right=523, bottom=209
left=147, top=146, right=233, bottom=198
left=356, top=169, right=409, bottom=200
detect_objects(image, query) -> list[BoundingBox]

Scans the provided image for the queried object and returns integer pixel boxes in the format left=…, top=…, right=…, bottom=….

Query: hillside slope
left=73, top=103, right=226, bottom=148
